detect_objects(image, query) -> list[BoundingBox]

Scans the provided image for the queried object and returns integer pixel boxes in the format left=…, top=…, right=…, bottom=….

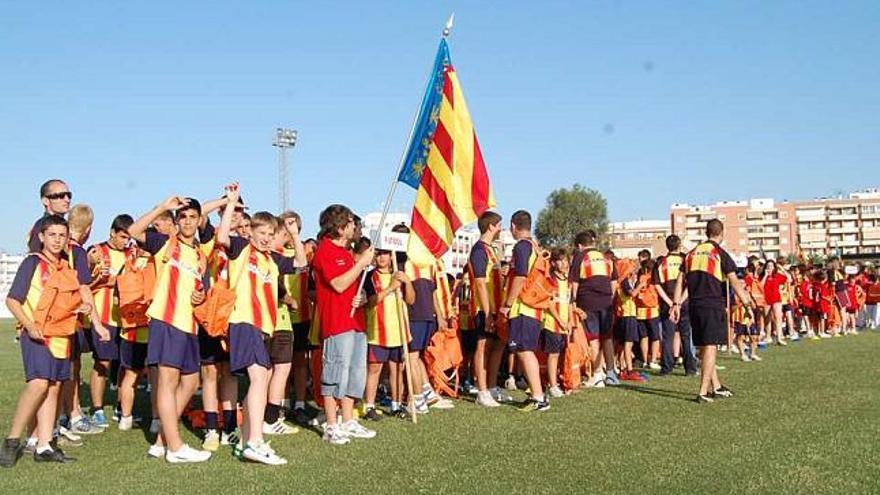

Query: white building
left=0, top=252, right=25, bottom=319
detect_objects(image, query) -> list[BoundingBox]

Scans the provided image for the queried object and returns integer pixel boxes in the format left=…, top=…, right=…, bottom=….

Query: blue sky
left=2, top=1, right=878, bottom=252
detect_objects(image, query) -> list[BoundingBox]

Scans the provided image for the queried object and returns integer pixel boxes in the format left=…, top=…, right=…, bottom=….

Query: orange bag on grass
left=424, top=325, right=464, bottom=398
left=562, top=323, right=590, bottom=392
left=32, top=254, right=83, bottom=337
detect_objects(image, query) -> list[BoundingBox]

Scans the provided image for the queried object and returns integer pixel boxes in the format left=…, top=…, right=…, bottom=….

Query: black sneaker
left=535, top=399, right=551, bottom=412
left=391, top=408, right=410, bottom=420
left=0, top=438, right=23, bottom=468
left=290, top=408, right=312, bottom=427
left=33, top=446, right=76, bottom=463
left=696, top=394, right=714, bottom=404
left=711, top=385, right=733, bottom=399
left=362, top=408, right=382, bottom=422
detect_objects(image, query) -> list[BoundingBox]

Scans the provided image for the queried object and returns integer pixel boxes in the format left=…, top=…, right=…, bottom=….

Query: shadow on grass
left=614, top=383, right=696, bottom=402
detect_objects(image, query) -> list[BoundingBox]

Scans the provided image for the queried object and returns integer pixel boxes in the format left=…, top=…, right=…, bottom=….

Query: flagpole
left=351, top=14, right=455, bottom=316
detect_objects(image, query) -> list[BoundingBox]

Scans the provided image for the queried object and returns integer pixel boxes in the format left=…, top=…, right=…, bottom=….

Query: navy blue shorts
left=507, top=315, right=542, bottom=352
left=71, top=328, right=91, bottom=360
left=368, top=344, right=404, bottom=363
left=541, top=330, right=567, bottom=354
left=20, top=335, right=71, bottom=383
left=119, top=340, right=147, bottom=370
left=89, top=325, right=119, bottom=361
left=583, top=308, right=614, bottom=340
left=639, top=318, right=662, bottom=341
left=228, top=323, right=271, bottom=375
left=409, top=320, right=436, bottom=352
left=198, top=328, right=229, bottom=364
left=735, top=323, right=760, bottom=336
left=620, top=317, right=640, bottom=343
left=292, top=322, right=312, bottom=352
left=146, top=320, right=200, bottom=375
left=460, top=329, right=478, bottom=354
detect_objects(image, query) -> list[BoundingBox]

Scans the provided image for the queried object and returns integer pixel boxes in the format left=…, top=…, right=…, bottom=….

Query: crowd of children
left=2, top=179, right=879, bottom=467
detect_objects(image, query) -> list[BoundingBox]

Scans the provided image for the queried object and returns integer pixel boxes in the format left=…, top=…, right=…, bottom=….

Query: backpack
left=117, top=249, right=156, bottom=329
left=193, top=246, right=245, bottom=338
left=32, top=253, right=82, bottom=337
left=424, top=328, right=464, bottom=398
left=518, top=240, right=554, bottom=309
left=634, top=273, right=659, bottom=308
left=562, top=312, right=590, bottom=391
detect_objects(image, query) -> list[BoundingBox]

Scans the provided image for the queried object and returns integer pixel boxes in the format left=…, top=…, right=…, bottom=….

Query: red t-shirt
left=763, top=273, right=787, bottom=305
left=312, top=237, right=365, bottom=339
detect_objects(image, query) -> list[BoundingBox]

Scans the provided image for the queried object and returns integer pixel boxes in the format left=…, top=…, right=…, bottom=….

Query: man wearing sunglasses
left=28, top=180, right=73, bottom=252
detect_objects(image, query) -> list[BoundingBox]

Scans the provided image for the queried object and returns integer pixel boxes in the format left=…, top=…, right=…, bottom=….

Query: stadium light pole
left=273, top=127, right=298, bottom=212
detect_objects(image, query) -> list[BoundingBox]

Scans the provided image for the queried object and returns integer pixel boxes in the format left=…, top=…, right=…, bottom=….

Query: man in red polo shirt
left=312, top=204, right=376, bottom=445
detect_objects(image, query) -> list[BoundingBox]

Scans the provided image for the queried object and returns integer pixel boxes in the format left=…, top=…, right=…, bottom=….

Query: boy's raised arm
left=129, top=196, right=189, bottom=243
left=216, top=183, right=240, bottom=249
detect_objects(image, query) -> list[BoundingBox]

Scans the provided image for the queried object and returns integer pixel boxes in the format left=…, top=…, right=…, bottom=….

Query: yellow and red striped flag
left=398, top=39, right=496, bottom=266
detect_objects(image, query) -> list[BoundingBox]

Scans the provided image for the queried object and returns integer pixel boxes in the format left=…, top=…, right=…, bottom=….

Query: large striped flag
left=398, top=39, right=496, bottom=266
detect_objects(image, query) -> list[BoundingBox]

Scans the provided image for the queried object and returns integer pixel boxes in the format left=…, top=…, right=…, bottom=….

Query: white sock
left=294, top=401, right=305, bottom=410
left=36, top=445, right=53, bottom=455
left=26, top=437, right=37, bottom=448
left=534, top=395, right=545, bottom=403
left=281, top=399, right=291, bottom=409
left=391, top=401, right=400, bottom=411
left=365, top=403, right=375, bottom=410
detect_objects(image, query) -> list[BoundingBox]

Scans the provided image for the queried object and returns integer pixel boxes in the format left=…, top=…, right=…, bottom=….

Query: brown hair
left=250, top=211, right=279, bottom=231
left=477, top=211, right=502, bottom=234
left=319, top=204, right=353, bottom=240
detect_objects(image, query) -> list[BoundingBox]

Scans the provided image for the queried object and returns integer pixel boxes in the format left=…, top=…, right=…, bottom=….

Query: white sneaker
left=220, top=429, right=240, bottom=446
left=476, top=391, right=500, bottom=407
left=789, top=333, right=801, bottom=341
left=428, top=397, right=455, bottom=409
left=504, top=375, right=517, bottom=391
left=490, top=386, right=512, bottom=403
left=118, top=416, right=133, bottom=431
left=820, top=333, right=832, bottom=339
left=740, top=354, right=751, bottom=362
left=322, top=424, right=351, bottom=445
left=242, top=441, right=287, bottom=465
left=751, top=354, right=763, bottom=362
left=149, top=419, right=161, bottom=435
left=340, top=420, right=376, bottom=439
left=147, top=444, right=166, bottom=459
left=165, top=444, right=212, bottom=464
left=548, top=386, right=564, bottom=398
left=263, top=419, right=300, bottom=435
left=584, top=372, right=606, bottom=388
left=648, top=362, right=662, bottom=371
left=58, top=425, right=82, bottom=443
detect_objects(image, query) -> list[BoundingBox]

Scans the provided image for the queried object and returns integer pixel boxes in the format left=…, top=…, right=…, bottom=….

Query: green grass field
left=0, top=319, right=878, bottom=494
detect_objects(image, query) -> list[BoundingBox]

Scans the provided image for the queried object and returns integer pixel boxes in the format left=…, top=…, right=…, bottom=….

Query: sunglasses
left=45, top=191, right=73, bottom=200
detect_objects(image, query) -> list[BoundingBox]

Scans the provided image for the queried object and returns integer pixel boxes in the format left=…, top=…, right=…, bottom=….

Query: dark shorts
left=268, top=331, right=294, bottom=364
left=460, top=329, right=478, bottom=354
left=409, top=320, right=436, bottom=352
left=583, top=308, right=614, bottom=340
left=20, top=335, right=71, bottom=383
left=639, top=318, right=662, bottom=341
left=119, top=340, right=148, bottom=370
left=735, top=323, right=760, bottom=336
left=146, top=320, right=200, bottom=375
left=689, top=305, right=728, bottom=347
left=198, top=329, right=229, bottom=364
left=71, top=328, right=91, bottom=359
left=782, top=304, right=792, bottom=313
left=228, top=323, right=271, bottom=375
left=292, top=322, right=312, bottom=352
left=368, top=344, right=404, bottom=363
left=89, top=325, right=120, bottom=361
left=541, top=330, right=567, bottom=354
left=507, top=315, right=542, bottom=352
left=461, top=312, right=495, bottom=353
left=620, top=317, right=640, bottom=343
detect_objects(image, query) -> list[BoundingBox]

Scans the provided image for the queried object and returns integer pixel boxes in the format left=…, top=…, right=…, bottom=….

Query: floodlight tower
left=273, top=127, right=298, bottom=211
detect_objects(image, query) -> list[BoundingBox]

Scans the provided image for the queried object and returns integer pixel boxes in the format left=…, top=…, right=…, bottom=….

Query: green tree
left=535, top=184, right=608, bottom=247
